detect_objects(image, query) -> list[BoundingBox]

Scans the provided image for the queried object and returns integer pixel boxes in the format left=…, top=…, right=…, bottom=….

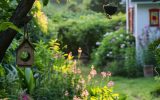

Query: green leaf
left=0, top=22, right=21, bottom=33
left=25, top=68, right=35, bottom=93
left=42, top=0, right=49, bottom=6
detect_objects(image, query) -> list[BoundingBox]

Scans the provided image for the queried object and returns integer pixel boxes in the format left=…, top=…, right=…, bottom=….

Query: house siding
left=135, top=3, right=160, bottom=64
left=132, top=0, right=152, bottom=2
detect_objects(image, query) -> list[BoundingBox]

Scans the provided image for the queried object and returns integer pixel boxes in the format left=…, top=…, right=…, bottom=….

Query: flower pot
left=103, top=5, right=117, bottom=15
left=143, top=65, right=154, bottom=77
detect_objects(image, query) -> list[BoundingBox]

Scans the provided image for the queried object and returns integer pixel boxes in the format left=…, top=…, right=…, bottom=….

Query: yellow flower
left=68, top=52, right=73, bottom=60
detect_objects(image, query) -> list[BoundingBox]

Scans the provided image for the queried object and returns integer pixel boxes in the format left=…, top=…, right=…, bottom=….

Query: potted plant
left=143, top=49, right=155, bottom=77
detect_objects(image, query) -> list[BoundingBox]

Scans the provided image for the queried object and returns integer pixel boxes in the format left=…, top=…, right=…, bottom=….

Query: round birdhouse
left=16, top=39, right=34, bottom=67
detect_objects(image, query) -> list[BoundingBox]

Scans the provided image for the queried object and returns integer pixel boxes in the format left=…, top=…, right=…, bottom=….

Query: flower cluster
left=101, top=71, right=112, bottom=78
left=90, top=65, right=97, bottom=78
left=72, top=60, right=81, bottom=74
left=59, top=59, right=118, bottom=100
left=107, top=81, right=114, bottom=88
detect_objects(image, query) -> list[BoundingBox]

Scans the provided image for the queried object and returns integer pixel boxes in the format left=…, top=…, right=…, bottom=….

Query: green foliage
left=33, top=40, right=54, bottom=70
left=89, top=86, right=119, bottom=100
left=42, top=0, right=49, bottom=6
left=0, top=0, right=17, bottom=21
left=91, top=28, right=141, bottom=77
left=148, top=39, right=160, bottom=66
left=25, top=68, right=35, bottom=94
left=1, top=39, right=19, bottom=66
left=142, top=48, right=155, bottom=65
left=91, top=28, right=134, bottom=66
left=31, top=40, right=82, bottom=99
left=0, top=65, right=19, bottom=99
left=0, top=22, right=21, bottom=32
left=0, top=65, right=5, bottom=77
left=32, top=1, right=48, bottom=34
left=57, top=13, right=126, bottom=56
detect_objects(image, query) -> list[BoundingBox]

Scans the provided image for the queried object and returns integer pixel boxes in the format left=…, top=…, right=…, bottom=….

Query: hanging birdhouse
left=103, top=4, right=117, bottom=16
left=16, top=39, right=34, bottom=67
left=16, top=25, right=34, bottom=67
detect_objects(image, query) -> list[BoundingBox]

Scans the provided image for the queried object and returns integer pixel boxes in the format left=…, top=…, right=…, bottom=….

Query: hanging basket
left=103, top=5, right=117, bottom=15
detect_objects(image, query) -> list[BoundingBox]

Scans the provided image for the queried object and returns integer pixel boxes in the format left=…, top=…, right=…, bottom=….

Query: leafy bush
left=148, top=39, right=160, bottom=66
left=146, top=38, right=160, bottom=75
left=91, top=28, right=141, bottom=77
left=57, top=13, right=125, bottom=58
left=0, top=65, right=19, bottom=99
left=91, top=28, right=134, bottom=66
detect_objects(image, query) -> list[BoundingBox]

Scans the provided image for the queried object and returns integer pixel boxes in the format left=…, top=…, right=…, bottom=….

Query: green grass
left=112, top=77, right=159, bottom=100
left=80, top=66, right=160, bottom=100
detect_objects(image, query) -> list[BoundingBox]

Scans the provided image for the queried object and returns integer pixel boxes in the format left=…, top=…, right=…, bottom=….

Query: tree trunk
left=0, top=0, right=35, bottom=62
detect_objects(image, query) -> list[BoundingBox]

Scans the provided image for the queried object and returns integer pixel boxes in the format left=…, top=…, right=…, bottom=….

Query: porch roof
left=132, top=0, right=153, bottom=2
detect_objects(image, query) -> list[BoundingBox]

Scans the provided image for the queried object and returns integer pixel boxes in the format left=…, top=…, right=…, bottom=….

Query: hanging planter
left=103, top=4, right=117, bottom=16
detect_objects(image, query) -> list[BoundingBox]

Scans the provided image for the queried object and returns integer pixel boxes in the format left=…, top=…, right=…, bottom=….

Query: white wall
left=135, top=3, right=160, bottom=64
left=136, top=4, right=160, bottom=36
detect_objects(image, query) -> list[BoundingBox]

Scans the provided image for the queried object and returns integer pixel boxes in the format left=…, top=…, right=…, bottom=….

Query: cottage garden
left=0, top=0, right=160, bottom=100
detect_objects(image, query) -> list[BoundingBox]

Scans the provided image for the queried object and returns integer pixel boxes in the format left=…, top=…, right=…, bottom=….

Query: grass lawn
left=80, top=66, right=160, bottom=100
left=112, top=77, right=159, bottom=100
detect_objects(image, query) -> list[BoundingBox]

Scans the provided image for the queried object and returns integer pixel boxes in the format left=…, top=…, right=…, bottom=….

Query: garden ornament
left=16, top=25, right=34, bottom=67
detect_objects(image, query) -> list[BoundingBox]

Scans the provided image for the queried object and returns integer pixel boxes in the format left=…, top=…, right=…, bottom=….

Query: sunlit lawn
left=80, top=66, right=160, bottom=100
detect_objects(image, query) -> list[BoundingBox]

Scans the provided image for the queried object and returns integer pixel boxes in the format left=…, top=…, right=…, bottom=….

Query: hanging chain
left=24, top=25, right=29, bottom=40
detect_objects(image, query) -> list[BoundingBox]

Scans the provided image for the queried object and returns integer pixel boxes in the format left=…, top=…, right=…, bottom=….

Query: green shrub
left=33, top=40, right=54, bottom=70
left=91, top=28, right=141, bottom=77
left=57, top=13, right=125, bottom=57
left=91, top=28, right=134, bottom=66
left=148, top=39, right=160, bottom=66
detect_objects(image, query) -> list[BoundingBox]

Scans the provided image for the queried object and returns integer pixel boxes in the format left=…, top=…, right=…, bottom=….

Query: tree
left=0, top=0, right=52, bottom=62
left=0, top=0, right=36, bottom=62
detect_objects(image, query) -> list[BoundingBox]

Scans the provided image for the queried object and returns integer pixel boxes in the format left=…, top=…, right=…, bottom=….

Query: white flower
left=96, top=42, right=101, bottom=46
left=107, top=54, right=110, bottom=57
left=109, top=51, right=112, bottom=54
left=120, top=44, right=125, bottom=48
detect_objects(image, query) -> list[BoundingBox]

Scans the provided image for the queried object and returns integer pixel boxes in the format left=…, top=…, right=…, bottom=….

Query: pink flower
left=90, top=65, right=97, bottom=77
left=106, top=71, right=112, bottom=77
left=107, top=81, right=114, bottom=87
left=73, top=96, right=81, bottom=100
left=88, top=75, right=91, bottom=81
left=81, top=89, right=89, bottom=97
left=23, top=94, right=30, bottom=100
left=78, top=78, right=85, bottom=84
left=101, top=72, right=107, bottom=78
left=77, top=68, right=81, bottom=74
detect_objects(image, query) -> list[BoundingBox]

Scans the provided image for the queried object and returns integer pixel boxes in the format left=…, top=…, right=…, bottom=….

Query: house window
left=129, top=7, right=134, bottom=33
left=149, top=9, right=159, bottom=27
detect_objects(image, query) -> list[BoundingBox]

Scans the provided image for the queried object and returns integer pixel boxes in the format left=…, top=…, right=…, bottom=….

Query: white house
left=124, top=0, right=160, bottom=64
